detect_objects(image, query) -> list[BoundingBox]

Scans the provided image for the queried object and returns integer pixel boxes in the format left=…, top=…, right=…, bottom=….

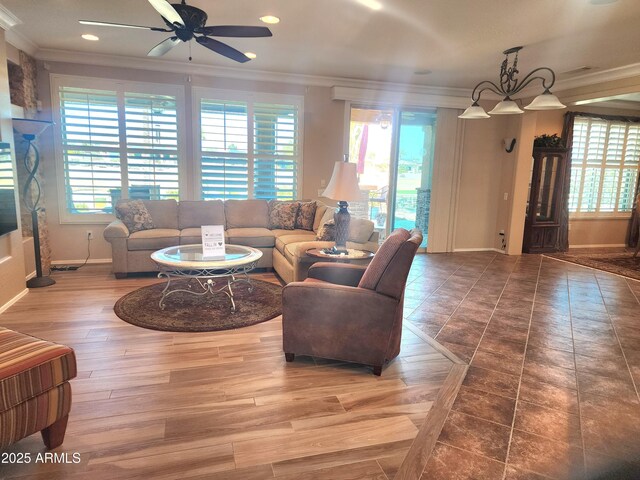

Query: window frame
left=568, top=116, right=640, bottom=219
left=50, top=74, right=187, bottom=224
left=191, top=87, right=304, bottom=201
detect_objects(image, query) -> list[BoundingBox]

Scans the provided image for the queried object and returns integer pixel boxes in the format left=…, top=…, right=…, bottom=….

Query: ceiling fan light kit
left=459, top=46, right=566, bottom=120
left=79, top=0, right=273, bottom=63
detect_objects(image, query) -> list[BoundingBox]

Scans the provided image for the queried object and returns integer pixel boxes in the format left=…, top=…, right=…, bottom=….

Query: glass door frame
left=344, top=102, right=434, bottom=250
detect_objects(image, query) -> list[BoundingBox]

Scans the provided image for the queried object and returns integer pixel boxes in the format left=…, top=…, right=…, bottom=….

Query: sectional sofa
left=103, top=199, right=379, bottom=283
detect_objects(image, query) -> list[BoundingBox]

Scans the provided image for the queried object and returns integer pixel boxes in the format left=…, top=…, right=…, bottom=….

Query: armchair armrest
left=307, top=263, right=367, bottom=287
left=103, top=220, right=130, bottom=241
left=282, top=282, right=399, bottom=367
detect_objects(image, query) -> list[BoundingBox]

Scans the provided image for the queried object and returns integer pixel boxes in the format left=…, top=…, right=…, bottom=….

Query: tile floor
left=403, top=252, right=640, bottom=480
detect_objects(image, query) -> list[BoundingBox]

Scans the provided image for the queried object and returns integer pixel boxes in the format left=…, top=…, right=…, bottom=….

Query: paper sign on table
left=201, top=225, right=225, bottom=259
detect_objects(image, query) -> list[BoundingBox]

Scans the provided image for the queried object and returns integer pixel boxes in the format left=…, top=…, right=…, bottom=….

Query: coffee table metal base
left=157, top=263, right=258, bottom=312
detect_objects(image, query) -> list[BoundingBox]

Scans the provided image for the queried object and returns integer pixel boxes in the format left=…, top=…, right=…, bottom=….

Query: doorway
left=347, top=106, right=436, bottom=247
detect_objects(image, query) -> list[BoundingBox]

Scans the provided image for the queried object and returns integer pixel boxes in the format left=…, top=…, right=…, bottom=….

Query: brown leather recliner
left=282, top=228, right=423, bottom=375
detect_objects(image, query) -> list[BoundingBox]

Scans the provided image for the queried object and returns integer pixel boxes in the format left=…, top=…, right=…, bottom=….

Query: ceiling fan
left=79, top=0, right=272, bottom=63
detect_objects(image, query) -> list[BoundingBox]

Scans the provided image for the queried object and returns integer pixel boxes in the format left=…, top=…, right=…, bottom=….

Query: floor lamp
left=13, top=118, right=54, bottom=288
left=322, top=155, right=362, bottom=252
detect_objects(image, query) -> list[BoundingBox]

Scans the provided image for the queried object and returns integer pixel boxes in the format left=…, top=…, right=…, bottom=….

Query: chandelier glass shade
left=459, top=46, right=566, bottom=119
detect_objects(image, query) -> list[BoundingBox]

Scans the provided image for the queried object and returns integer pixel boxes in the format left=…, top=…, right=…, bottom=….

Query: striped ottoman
left=0, top=327, right=77, bottom=449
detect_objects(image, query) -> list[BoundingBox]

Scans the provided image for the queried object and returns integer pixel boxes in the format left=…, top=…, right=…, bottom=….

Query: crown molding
left=5, top=28, right=37, bottom=56
left=0, top=3, right=21, bottom=31
left=34, top=48, right=472, bottom=98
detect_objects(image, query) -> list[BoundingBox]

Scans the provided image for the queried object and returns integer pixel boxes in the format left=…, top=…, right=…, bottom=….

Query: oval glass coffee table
left=151, top=244, right=263, bottom=312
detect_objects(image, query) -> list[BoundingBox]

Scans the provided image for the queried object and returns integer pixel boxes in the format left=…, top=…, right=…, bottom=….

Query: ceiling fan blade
left=79, top=20, right=169, bottom=32
left=147, top=37, right=181, bottom=57
left=148, top=0, right=184, bottom=27
left=198, top=25, right=273, bottom=38
left=196, top=36, right=250, bottom=63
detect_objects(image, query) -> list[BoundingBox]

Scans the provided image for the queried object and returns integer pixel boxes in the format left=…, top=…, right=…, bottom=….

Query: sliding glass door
left=348, top=106, right=435, bottom=247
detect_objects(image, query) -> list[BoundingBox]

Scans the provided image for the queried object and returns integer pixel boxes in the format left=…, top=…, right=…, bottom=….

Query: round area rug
left=114, top=279, right=282, bottom=332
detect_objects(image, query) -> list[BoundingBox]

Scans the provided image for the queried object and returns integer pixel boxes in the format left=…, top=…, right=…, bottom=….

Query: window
left=195, top=89, right=302, bottom=200
left=568, top=117, right=640, bottom=216
left=51, top=76, right=184, bottom=222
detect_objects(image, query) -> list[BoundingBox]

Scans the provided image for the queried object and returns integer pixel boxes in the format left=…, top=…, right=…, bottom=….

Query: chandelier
left=459, top=46, right=566, bottom=119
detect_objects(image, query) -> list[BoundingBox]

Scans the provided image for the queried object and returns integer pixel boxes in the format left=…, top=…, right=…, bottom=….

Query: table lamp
left=13, top=118, right=54, bottom=288
left=322, top=155, right=362, bottom=251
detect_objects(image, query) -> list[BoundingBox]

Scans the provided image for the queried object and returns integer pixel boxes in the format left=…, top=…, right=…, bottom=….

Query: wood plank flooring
left=0, top=265, right=454, bottom=480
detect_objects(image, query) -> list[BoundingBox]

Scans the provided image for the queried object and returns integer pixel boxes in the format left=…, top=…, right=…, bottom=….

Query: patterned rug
left=114, top=279, right=282, bottom=332
left=544, top=251, right=640, bottom=281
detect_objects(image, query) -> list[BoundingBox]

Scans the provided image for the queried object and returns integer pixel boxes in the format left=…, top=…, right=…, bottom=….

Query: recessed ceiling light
left=81, top=34, right=99, bottom=41
left=244, top=52, right=257, bottom=60
left=259, top=15, right=280, bottom=24
left=357, top=0, right=382, bottom=10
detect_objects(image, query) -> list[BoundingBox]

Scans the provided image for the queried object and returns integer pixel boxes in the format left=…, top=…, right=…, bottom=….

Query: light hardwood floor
left=0, top=265, right=455, bottom=480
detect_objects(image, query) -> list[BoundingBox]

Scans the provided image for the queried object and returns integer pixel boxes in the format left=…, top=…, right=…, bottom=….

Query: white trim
left=332, top=86, right=470, bottom=109
left=51, top=258, right=112, bottom=266
left=5, top=29, right=37, bottom=57
left=25, top=271, right=36, bottom=281
left=0, top=4, right=21, bottom=30
left=568, top=243, right=627, bottom=249
left=33, top=48, right=640, bottom=101
left=0, top=288, right=28, bottom=315
left=453, top=247, right=505, bottom=253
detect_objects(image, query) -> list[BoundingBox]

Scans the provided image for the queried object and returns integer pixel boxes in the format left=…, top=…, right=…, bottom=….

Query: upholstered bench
left=0, top=327, right=77, bottom=449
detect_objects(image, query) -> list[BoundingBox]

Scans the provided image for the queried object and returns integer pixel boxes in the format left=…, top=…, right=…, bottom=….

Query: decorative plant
left=534, top=133, right=565, bottom=148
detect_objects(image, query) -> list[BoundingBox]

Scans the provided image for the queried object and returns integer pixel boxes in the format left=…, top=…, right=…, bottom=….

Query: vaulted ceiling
left=2, top=0, right=640, bottom=90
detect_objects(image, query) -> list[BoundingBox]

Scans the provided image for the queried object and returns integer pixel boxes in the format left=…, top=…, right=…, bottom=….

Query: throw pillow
left=295, top=201, right=317, bottom=230
left=316, top=219, right=336, bottom=241
left=269, top=201, right=300, bottom=230
left=115, top=200, right=155, bottom=233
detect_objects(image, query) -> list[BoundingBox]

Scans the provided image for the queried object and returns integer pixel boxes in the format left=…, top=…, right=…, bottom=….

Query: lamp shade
left=458, top=104, right=490, bottom=119
left=524, top=92, right=566, bottom=110
left=12, top=118, right=53, bottom=139
left=323, top=161, right=361, bottom=202
left=488, top=99, right=524, bottom=115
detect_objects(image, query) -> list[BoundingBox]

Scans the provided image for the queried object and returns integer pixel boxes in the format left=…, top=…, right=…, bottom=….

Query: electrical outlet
left=86, top=230, right=93, bottom=240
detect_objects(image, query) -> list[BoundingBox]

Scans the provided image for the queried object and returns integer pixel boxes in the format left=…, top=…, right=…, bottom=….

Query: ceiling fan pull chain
left=189, top=40, right=192, bottom=61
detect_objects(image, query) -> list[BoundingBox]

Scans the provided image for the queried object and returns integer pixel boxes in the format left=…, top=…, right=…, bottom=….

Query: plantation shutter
left=253, top=102, right=299, bottom=200
left=124, top=92, right=180, bottom=201
left=200, top=99, right=249, bottom=200
left=59, top=86, right=121, bottom=214
left=569, top=117, right=640, bottom=215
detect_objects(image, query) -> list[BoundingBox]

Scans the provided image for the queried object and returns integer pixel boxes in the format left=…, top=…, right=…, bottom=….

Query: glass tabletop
left=163, top=244, right=252, bottom=262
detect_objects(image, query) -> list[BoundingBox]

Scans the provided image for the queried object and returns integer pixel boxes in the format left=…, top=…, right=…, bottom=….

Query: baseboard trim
left=25, top=271, right=36, bottom=281
left=569, top=244, right=627, bottom=249
left=0, top=288, right=29, bottom=315
left=453, top=247, right=505, bottom=254
left=51, top=258, right=112, bottom=266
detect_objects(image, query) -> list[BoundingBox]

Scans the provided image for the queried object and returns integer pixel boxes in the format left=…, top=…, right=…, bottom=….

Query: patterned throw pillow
left=115, top=200, right=155, bottom=233
left=269, top=201, right=300, bottom=230
left=295, top=201, right=317, bottom=230
left=316, top=219, right=336, bottom=241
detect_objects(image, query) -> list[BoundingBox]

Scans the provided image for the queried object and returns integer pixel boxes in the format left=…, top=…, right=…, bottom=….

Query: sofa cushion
left=295, top=201, right=317, bottom=230
left=313, top=204, right=329, bottom=232
left=269, top=201, right=300, bottom=230
left=0, top=327, right=77, bottom=413
left=349, top=217, right=375, bottom=243
left=226, top=228, right=275, bottom=248
left=180, top=227, right=202, bottom=245
left=178, top=200, right=225, bottom=230
left=275, top=233, right=317, bottom=254
left=271, top=229, right=316, bottom=238
left=127, top=229, right=180, bottom=251
left=225, top=199, right=269, bottom=228
left=284, top=240, right=334, bottom=264
left=115, top=200, right=155, bottom=233
left=141, top=199, right=178, bottom=229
